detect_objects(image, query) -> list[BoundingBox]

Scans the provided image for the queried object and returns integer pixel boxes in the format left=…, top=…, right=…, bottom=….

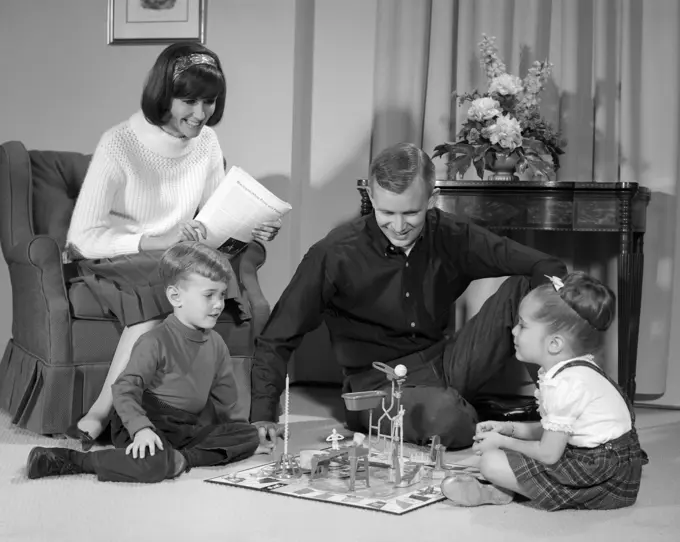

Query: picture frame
left=107, top=0, right=206, bottom=45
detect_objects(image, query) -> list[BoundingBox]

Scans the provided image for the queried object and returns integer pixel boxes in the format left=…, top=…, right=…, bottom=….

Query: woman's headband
left=173, top=53, right=217, bottom=81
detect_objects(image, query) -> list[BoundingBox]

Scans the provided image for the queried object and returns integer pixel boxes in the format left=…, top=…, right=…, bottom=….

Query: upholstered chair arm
left=0, top=141, right=35, bottom=253
left=4, top=236, right=71, bottom=364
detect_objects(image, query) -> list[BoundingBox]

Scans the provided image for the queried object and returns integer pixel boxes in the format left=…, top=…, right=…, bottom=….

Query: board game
left=207, top=363, right=481, bottom=515
left=205, top=452, right=481, bottom=515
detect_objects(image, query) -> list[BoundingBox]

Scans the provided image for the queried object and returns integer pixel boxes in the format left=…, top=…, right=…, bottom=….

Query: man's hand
left=252, top=421, right=284, bottom=452
left=126, top=427, right=164, bottom=459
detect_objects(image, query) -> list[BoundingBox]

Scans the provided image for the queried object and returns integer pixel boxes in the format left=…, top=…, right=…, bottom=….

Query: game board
left=205, top=452, right=481, bottom=515
left=207, top=364, right=481, bottom=515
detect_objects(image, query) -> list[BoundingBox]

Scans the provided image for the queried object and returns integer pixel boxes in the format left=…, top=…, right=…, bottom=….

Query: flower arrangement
left=433, top=35, right=565, bottom=180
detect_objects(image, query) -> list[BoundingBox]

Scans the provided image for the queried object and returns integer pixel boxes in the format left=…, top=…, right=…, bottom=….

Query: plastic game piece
left=352, top=433, right=366, bottom=447
left=347, top=445, right=370, bottom=492
left=429, top=435, right=441, bottom=462
left=272, top=374, right=301, bottom=478
left=430, top=444, right=448, bottom=481
left=394, top=364, right=407, bottom=378
left=299, top=449, right=325, bottom=470
left=326, top=428, right=345, bottom=450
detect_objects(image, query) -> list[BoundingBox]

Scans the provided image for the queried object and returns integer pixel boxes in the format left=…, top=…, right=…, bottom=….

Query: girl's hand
left=472, top=430, right=506, bottom=455
left=126, top=428, right=164, bottom=459
left=476, top=420, right=506, bottom=435
left=252, top=219, right=282, bottom=242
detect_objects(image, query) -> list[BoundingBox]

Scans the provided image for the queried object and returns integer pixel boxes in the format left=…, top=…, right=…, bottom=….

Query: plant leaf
left=525, top=156, right=554, bottom=179
left=522, top=138, right=549, bottom=156
left=448, top=143, right=476, bottom=156
left=432, top=143, right=453, bottom=160
left=450, top=154, right=473, bottom=179
left=474, top=143, right=491, bottom=160
left=473, top=156, right=486, bottom=179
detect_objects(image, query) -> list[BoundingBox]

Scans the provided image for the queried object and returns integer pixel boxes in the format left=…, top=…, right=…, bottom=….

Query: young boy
left=26, top=242, right=266, bottom=483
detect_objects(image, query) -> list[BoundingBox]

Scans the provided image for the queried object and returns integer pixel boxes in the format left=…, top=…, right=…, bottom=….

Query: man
left=251, top=143, right=567, bottom=449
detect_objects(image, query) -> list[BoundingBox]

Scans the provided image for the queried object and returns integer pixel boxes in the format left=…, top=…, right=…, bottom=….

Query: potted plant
left=434, top=35, right=565, bottom=181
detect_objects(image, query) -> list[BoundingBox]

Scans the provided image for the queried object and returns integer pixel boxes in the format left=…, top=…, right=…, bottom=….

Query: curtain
left=370, top=0, right=680, bottom=403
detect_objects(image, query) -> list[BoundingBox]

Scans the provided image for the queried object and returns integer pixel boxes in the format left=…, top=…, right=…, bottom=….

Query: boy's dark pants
left=83, top=394, right=259, bottom=483
left=343, top=276, right=530, bottom=449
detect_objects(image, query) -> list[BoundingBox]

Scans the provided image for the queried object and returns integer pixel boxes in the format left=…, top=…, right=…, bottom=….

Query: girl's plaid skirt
left=506, top=429, right=648, bottom=511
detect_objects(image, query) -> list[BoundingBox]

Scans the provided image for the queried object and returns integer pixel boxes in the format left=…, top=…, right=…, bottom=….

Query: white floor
left=1, top=388, right=679, bottom=542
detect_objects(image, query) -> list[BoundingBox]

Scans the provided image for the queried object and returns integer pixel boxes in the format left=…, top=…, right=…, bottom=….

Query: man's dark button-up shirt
left=250, top=208, right=567, bottom=422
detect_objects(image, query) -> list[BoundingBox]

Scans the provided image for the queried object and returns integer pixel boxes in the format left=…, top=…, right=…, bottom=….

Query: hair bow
left=545, top=275, right=564, bottom=291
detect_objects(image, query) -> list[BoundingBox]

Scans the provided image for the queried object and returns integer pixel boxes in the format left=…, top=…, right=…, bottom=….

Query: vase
left=487, top=152, right=520, bottom=181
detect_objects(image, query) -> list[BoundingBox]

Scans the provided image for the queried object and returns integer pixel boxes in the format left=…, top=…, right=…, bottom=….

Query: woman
left=66, top=42, right=280, bottom=447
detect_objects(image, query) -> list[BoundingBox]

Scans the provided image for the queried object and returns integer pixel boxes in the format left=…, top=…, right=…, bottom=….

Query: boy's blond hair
left=159, top=241, right=233, bottom=288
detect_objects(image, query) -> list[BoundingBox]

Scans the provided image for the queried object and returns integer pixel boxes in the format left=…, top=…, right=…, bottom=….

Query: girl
left=442, top=271, right=648, bottom=510
left=65, top=42, right=281, bottom=448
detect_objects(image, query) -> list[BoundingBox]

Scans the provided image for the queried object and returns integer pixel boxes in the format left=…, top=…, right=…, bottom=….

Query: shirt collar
left=365, top=210, right=431, bottom=257
left=166, top=313, right=209, bottom=343
left=538, top=354, right=596, bottom=381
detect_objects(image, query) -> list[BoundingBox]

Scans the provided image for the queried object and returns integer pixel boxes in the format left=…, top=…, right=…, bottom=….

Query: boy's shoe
left=441, top=474, right=513, bottom=507
left=64, top=422, right=96, bottom=452
left=26, top=447, right=84, bottom=479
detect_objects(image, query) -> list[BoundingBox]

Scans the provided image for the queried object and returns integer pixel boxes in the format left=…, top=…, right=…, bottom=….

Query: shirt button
left=410, top=322, right=416, bottom=328
left=405, top=262, right=409, bottom=268
left=405, top=292, right=410, bottom=297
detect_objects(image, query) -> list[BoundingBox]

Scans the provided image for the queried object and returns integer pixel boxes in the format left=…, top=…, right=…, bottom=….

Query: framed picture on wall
left=107, top=0, right=206, bottom=45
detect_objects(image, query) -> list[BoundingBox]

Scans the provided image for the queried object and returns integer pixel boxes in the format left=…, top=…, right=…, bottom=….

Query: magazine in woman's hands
left=195, top=166, right=292, bottom=255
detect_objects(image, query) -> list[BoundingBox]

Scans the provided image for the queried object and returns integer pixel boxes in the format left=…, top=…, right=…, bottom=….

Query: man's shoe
left=26, top=447, right=84, bottom=480
left=441, top=474, right=513, bottom=507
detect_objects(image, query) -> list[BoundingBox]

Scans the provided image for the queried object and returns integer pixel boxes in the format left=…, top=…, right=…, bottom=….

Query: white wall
left=2, top=1, right=679, bottom=399
left=0, top=0, right=376, bottom=377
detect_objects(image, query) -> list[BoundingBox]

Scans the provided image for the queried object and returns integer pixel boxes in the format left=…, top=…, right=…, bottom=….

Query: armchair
left=0, top=141, right=270, bottom=435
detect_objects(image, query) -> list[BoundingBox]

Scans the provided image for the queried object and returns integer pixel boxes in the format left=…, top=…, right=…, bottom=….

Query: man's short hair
left=159, top=242, right=233, bottom=288
left=369, top=142, right=436, bottom=194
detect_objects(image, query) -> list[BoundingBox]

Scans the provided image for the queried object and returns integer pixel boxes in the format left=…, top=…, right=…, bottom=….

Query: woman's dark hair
left=529, top=271, right=616, bottom=355
left=141, top=42, right=226, bottom=127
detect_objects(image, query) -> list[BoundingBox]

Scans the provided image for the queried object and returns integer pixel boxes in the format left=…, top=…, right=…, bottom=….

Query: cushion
left=30, top=151, right=91, bottom=249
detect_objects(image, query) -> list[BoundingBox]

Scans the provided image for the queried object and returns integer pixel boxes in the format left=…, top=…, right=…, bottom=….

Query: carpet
left=0, top=401, right=679, bottom=542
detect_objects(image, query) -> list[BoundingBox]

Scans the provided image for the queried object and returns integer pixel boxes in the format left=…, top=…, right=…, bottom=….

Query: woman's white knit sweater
left=66, top=111, right=224, bottom=259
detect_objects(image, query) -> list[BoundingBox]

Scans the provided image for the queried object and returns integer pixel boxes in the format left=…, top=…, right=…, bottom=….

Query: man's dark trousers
left=343, top=276, right=531, bottom=449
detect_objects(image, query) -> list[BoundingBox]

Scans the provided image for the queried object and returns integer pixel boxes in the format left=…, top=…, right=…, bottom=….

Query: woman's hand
left=177, top=220, right=207, bottom=242
left=139, top=221, right=207, bottom=251
left=252, top=219, right=282, bottom=243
